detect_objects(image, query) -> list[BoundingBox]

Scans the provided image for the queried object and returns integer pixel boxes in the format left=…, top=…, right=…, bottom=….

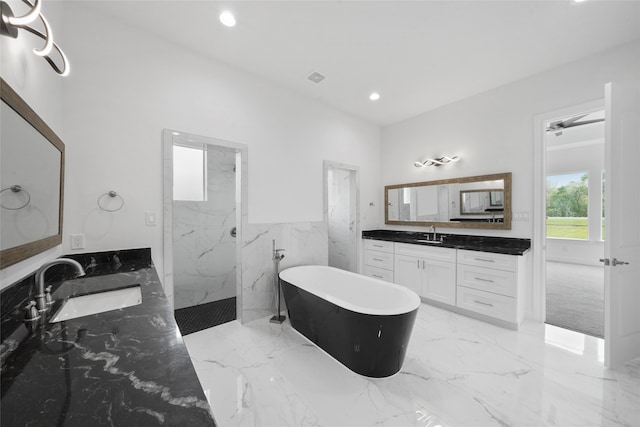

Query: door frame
left=162, top=129, right=248, bottom=322
left=532, top=99, right=604, bottom=323
left=323, top=160, right=360, bottom=273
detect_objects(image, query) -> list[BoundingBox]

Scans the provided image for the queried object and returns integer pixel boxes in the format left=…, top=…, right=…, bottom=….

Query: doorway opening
left=542, top=109, right=605, bottom=339
left=324, top=161, right=359, bottom=273
left=163, top=130, right=247, bottom=335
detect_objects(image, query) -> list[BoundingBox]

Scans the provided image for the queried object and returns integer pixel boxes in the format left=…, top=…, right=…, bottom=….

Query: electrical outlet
left=71, top=234, right=85, bottom=250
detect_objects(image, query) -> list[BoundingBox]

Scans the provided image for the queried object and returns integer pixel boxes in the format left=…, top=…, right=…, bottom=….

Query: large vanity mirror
left=385, top=172, right=511, bottom=229
left=1, top=78, right=65, bottom=269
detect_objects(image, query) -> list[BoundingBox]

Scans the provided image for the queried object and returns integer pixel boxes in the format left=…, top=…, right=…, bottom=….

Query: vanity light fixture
left=413, top=155, right=461, bottom=168
left=219, top=10, right=236, bottom=27
left=1, top=0, right=69, bottom=76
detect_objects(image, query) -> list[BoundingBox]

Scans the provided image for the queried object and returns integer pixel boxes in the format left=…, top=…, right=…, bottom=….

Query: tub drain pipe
left=270, top=239, right=286, bottom=324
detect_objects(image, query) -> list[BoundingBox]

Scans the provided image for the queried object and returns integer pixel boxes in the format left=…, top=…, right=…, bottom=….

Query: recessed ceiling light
left=369, top=92, right=381, bottom=101
left=219, top=10, right=236, bottom=27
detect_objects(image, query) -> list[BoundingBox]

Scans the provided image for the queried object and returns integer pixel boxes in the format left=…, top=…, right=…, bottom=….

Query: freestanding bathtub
left=279, top=265, right=420, bottom=378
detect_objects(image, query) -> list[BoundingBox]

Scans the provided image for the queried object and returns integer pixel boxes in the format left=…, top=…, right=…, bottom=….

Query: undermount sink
left=415, top=239, right=443, bottom=244
left=50, top=285, right=142, bottom=323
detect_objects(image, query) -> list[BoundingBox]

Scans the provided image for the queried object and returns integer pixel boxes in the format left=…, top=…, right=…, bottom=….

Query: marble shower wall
left=240, top=221, right=328, bottom=323
left=173, top=146, right=237, bottom=309
left=327, top=168, right=357, bottom=272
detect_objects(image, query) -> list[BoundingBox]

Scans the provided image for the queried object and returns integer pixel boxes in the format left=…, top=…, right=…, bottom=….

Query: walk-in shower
left=163, top=130, right=247, bottom=335
left=325, top=161, right=359, bottom=273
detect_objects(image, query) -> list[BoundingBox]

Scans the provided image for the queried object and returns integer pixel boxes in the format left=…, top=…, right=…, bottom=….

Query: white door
left=422, top=259, right=456, bottom=305
left=604, top=82, right=640, bottom=368
left=394, top=255, right=422, bottom=295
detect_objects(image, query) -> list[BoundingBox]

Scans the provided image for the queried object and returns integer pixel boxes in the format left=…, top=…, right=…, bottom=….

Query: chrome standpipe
left=270, top=240, right=286, bottom=324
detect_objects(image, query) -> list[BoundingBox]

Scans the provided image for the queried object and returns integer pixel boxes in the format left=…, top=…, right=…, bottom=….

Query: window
left=546, top=172, right=589, bottom=240
left=173, top=144, right=206, bottom=201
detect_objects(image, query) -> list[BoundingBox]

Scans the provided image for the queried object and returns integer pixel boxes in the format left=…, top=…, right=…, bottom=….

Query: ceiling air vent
left=307, top=71, right=326, bottom=84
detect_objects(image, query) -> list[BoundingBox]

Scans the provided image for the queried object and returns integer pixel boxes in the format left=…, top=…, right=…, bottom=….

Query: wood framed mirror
left=1, top=78, right=65, bottom=269
left=385, top=172, right=512, bottom=230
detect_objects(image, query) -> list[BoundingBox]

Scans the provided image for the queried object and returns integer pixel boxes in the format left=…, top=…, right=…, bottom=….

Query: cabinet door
left=422, top=259, right=456, bottom=305
left=394, top=254, right=421, bottom=295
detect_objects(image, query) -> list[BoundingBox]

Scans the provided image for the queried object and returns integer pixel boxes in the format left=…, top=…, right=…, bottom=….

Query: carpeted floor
left=545, top=261, right=604, bottom=338
left=174, top=297, right=237, bottom=336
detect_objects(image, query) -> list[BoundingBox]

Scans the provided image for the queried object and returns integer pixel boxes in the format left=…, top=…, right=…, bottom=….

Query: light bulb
left=219, top=10, right=236, bottom=27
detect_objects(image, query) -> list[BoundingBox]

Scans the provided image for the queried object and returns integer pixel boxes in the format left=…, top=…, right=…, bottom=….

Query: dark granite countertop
left=0, top=248, right=216, bottom=426
left=362, top=230, right=531, bottom=255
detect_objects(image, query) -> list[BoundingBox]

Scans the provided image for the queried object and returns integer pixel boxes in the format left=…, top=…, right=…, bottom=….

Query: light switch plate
left=145, top=212, right=157, bottom=226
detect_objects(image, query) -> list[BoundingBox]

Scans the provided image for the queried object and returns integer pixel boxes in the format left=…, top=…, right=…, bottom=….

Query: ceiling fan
left=546, top=114, right=605, bottom=135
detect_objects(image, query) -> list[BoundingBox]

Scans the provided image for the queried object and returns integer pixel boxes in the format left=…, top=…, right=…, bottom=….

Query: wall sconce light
left=413, top=155, right=460, bottom=168
left=1, top=0, right=69, bottom=76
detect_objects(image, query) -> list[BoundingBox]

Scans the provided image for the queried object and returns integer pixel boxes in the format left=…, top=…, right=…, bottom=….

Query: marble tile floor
left=183, top=303, right=640, bottom=427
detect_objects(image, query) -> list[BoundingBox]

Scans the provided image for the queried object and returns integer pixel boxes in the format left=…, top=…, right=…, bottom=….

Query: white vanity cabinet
left=394, top=243, right=457, bottom=305
left=456, top=249, right=525, bottom=324
left=363, top=239, right=394, bottom=282
left=361, top=236, right=530, bottom=329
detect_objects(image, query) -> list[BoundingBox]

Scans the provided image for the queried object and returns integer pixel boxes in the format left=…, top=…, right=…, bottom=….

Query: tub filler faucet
left=270, top=240, right=287, bottom=324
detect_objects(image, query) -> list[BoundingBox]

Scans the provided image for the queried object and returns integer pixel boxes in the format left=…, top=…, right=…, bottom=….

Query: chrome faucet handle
left=45, top=285, right=53, bottom=305
left=24, top=300, right=40, bottom=321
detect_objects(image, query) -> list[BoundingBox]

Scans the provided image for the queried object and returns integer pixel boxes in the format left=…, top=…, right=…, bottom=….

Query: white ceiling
left=81, top=1, right=640, bottom=126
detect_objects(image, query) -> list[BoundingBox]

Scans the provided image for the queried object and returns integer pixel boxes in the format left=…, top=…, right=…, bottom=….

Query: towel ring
left=0, top=185, right=31, bottom=210
left=97, top=190, right=124, bottom=212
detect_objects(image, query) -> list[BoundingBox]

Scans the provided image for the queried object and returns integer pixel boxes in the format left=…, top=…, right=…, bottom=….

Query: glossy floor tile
left=183, top=304, right=640, bottom=427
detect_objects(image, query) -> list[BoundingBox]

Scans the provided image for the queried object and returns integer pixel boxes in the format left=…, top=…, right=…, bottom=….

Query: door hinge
left=599, top=258, right=630, bottom=266
left=612, top=258, right=629, bottom=266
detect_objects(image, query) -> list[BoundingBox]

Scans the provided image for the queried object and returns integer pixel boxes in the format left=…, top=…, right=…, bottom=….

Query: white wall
left=58, top=5, right=381, bottom=283
left=0, top=1, right=65, bottom=288
left=381, top=40, right=640, bottom=242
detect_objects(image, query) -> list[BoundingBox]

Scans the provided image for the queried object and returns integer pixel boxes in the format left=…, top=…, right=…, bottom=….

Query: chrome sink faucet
left=35, top=258, right=85, bottom=312
left=429, top=225, right=436, bottom=241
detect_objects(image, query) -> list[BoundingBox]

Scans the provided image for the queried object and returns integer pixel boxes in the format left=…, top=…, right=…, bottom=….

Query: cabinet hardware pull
left=422, top=260, right=425, bottom=269
left=373, top=245, right=383, bottom=248
left=474, top=258, right=495, bottom=263
left=373, top=275, right=383, bottom=279
left=373, top=258, right=384, bottom=262
left=417, top=260, right=420, bottom=268
left=473, top=300, right=494, bottom=307
left=474, top=277, right=494, bottom=283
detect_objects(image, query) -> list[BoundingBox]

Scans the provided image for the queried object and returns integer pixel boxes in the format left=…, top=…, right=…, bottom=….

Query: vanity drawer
left=364, top=250, right=394, bottom=270
left=457, top=264, right=517, bottom=297
left=457, top=249, right=517, bottom=272
left=363, top=265, right=394, bottom=283
left=395, top=243, right=456, bottom=263
left=456, top=286, right=516, bottom=323
left=364, top=239, right=394, bottom=253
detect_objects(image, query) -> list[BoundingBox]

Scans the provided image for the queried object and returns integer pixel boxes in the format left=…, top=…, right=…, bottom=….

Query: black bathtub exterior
left=280, top=278, right=418, bottom=378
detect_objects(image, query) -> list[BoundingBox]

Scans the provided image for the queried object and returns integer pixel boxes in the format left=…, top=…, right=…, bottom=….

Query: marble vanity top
left=363, top=229, right=531, bottom=255
left=0, top=248, right=216, bottom=426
